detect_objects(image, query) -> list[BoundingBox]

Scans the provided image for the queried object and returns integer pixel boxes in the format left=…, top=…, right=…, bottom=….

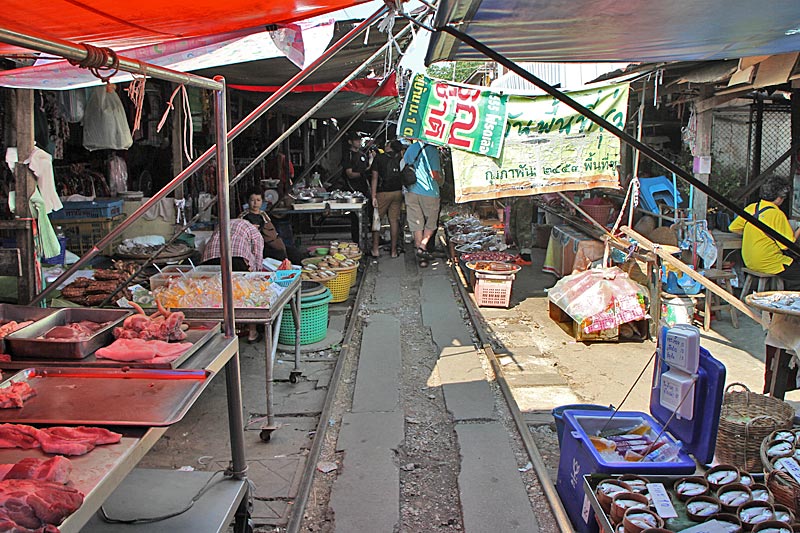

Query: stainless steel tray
left=0, top=304, right=60, bottom=353
left=4, top=308, right=131, bottom=360
left=3, top=320, right=220, bottom=369
left=0, top=367, right=212, bottom=426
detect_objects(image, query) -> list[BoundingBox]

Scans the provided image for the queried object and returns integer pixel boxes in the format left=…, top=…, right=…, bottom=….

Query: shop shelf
left=51, top=199, right=124, bottom=220
left=59, top=215, right=126, bottom=256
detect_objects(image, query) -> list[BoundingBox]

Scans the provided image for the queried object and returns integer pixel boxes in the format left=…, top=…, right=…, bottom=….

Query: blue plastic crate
left=271, top=268, right=301, bottom=288
left=42, top=236, right=67, bottom=265
left=51, top=199, right=124, bottom=220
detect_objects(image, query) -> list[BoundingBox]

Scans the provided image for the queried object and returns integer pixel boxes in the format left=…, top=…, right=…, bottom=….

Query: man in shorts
left=403, top=140, right=442, bottom=268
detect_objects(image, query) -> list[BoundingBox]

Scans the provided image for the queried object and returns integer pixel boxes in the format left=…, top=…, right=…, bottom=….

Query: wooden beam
left=692, top=86, right=713, bottom=221
left=620, top=226, right=765, bottom=326
left=12, top=90, right=38, bottom=305
left=13, top=89, right=35, bottom=218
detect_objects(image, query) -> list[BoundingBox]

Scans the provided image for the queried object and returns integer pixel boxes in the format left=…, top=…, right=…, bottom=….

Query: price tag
left=646, top=482, right=678, bottom=518
left=678, top=519, right=729, bottom=533
left=781, top=458, right=800, bottom=484
left=581, top=493, right=592, bottom=523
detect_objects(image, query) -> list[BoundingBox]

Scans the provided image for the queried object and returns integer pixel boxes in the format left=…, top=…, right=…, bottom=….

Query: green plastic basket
left=278, top=288, right=332, bottom=345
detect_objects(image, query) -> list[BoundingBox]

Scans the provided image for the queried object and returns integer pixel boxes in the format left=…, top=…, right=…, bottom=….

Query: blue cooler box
left=556, top=338, right=726, bottom=533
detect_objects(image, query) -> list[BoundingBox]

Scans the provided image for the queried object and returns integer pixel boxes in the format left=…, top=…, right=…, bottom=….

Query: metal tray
left=4, top=308, right=131, bottom=360
left=0, top=367, right=212, bottom=426
left=0, top=304, right=60, bottom=353
left=4, top=320, right=220, bottom=369
left=582, top=472, right=766, bottom=532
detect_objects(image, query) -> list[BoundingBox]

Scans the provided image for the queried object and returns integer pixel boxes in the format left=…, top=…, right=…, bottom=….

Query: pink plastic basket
left=474, top=272, right=514, bottom=308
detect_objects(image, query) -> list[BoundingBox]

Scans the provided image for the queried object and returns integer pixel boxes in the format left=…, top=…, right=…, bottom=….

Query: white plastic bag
left=108, top=155, right=128, bottom=195
left=372, top=207, right=381, bottom=231
left=82, top=86, right=133, bottom=151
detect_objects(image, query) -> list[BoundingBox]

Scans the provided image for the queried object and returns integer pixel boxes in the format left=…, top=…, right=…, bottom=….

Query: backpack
left=401, top=147, right=422, bottom=187
left=381, top=153, right=403, bottom=190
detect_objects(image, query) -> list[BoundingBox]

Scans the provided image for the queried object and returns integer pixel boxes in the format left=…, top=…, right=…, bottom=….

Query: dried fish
left=687, top=500, right=720, bottom=516
left=767, top=440, right=793, bottom=457
left=707, top=469, right=738, bottom=485
left=719, top=490, right=751, bottom=507
left=739, top=505, right=774, bottom=524
left=751, top=488, right=771, bottom=501
left=676, top=481, right=707, bottom=497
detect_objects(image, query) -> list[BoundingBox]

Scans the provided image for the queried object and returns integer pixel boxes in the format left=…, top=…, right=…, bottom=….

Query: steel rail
left=437, top=25, right=800, bottom=259
left=285, top=262, right=371, bottom=533
left=0, top=27, right=223, bottom=91
left=29, top=5, right=388, bottom=305
left=446, top=252, right=574, bottom=532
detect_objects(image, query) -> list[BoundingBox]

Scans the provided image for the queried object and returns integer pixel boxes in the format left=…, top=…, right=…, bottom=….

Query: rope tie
left=157, top=84, right=194, bottom=162
left=67, top=43, right=120, bottom=84
left=124, top=63, right=147, bottom=134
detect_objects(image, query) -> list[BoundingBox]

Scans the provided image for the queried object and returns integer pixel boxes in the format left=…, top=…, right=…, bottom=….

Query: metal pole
left=439, top=25, right=800, bottom=259
left=232, top=9, right=421, bottom=187
left=213, top=76, right=247, bottom=478
left=215, top=78, right=236, bottom=338
left=30, top=6, right=388, bottom=305
left=0, top=27, right=222, bottom=91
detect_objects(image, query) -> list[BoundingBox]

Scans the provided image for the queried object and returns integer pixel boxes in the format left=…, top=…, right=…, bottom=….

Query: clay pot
left=705, top=464, right=741, bottom=491
left=718, top=483, right=753, bottom=513
left=611, top=492, right=649, bottom=525
left=596, top=479, right=633, bottom=513
left=685, top=495, right=722, bottom=522
left=622, top=508, right=663, bottom=533
left=674, top=476, right=710, bottom=501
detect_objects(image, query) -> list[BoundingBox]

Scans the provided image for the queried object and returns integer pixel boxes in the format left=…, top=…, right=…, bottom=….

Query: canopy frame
left=417, top=20, right=800, bottom=259
left=0, top=6, right=388, bottom=530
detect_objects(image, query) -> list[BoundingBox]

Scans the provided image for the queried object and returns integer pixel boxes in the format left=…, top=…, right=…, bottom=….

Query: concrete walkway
left=329, top=254, right=539, bottom=532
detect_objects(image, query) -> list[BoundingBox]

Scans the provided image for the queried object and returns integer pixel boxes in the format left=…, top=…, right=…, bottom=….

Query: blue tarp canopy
left=426, top=0, right=800, bottom=64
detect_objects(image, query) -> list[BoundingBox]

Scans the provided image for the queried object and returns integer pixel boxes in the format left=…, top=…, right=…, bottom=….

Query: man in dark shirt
left=341, top=131, right=370, bottom=195
left=341, top=130, right=371, bottom=244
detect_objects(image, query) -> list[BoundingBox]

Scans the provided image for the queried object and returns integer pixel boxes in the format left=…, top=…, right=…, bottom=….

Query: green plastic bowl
left=315, top=247, right=329, bottom=256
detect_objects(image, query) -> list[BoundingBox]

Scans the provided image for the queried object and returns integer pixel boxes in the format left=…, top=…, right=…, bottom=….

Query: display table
left=271, top=202, right=365, bottom=248
left=14, top=333, right=244, bottom=533
left=543, top=224, right=605, bottom=277
left=711, top=230, right=742, bottom=269
left=744, top=292, right=800, bottom=399
left=177, top=273, right=302, bottom=441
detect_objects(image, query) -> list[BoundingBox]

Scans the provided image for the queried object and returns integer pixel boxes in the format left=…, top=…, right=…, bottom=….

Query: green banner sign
left=451, top=83, right=630, bottom=203
left=398, top=73, right=509, bottom=158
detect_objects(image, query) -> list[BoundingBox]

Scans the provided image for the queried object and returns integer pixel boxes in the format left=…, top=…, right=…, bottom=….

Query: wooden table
left=744, top=292, right=800, bottom=399
left=711, top=230, right=742, bottom=269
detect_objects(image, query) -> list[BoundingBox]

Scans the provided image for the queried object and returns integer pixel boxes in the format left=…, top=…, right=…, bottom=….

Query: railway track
left=279, top=253, right=570, bottom=532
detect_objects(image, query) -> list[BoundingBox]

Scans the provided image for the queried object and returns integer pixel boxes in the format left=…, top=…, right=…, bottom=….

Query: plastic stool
left=638, top=176, right=683, bottom=214
left=740, top=268, right=785, bottom=297
left=702, top=269, right=739, bottom=331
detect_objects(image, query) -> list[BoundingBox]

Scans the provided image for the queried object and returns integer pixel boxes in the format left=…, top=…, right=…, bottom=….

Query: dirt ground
left=299, top=252, right=558, bottom=532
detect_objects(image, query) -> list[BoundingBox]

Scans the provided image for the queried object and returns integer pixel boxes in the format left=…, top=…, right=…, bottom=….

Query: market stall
left=0, top=2, right=399, bottom=530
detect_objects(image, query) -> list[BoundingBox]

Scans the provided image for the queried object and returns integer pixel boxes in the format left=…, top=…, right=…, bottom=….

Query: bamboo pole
left=620, top=226, right=765, bottom=326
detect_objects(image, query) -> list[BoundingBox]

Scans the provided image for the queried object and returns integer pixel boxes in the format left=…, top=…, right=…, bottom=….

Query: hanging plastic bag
left=371, top=206, right=381, bottom=231
left=82, top=85, right=133, bottom=151
left=57, top=89, right=86, bottom=123
left=107, top=154, right=128, bottom=195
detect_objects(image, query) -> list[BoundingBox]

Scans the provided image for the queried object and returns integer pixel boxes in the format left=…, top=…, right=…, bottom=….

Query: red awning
left=229, top=76, right=398, bottom=97
left=0, top=0, right=372, bottom=54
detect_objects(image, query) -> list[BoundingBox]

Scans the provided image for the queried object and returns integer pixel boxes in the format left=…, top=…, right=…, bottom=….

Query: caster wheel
left=289, top=372, right=301, bottom=384
left=259, top=429, right=273, bottom=442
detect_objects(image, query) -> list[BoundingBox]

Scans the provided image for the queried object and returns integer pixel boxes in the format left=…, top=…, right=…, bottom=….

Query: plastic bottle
left=644, top=439, right=683, bottom=463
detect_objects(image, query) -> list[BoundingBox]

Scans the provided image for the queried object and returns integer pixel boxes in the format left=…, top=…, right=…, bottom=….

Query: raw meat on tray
left=113, top=301, right=187, bottom=341
left=0, top=383, right=36, bottom=409
left=0, top=321, right=33, bottom=340
left=0, top=457, right=72, bottom=484
left=95, top=338, right=193, bottom=364
left=0, top=424, right=121, bottom=456
left=41, top=321, right=107, bottom=341
left=0, top=478, right=84, bottom=532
